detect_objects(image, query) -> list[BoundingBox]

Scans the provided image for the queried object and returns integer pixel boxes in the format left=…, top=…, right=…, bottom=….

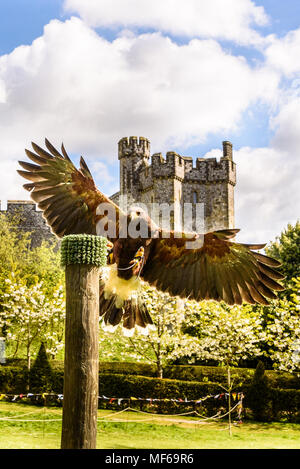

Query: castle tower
left=118, top=136, right=150, bottom=207
left=115, top=137, right=236, bottom=232
left=201, top=140, right=236, bottom=231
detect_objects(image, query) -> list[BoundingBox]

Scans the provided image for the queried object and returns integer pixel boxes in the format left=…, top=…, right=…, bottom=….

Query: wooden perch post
left=60, top=235, right=107, bottom=449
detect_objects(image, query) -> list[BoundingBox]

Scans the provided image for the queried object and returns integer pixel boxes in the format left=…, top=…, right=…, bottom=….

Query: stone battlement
left=118, top=136, right=151, bottom=159
left=2, top=200, right=37, bottom=209
left=139, top=144, right=236, bottom=185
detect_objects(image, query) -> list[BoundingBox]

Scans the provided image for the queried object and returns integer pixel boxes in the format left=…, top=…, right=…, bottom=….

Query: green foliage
left=29, top=343, right=54, bottom=392
left=61, top=234, right=108, bottom=267
left=260, top=277, right=300, bottom=372
left=99, top=373, right=221, bottom=399
left=0, top=213, right=30, bottom=286
left=265, top=221, right=300, bottom=286
left=181, top=300, right=264, bottom=367
left=99, top=361, right=300, bottom=389
left=100, top=284, right=187, bottom=377
left=0, top=212, right=63, bottom=293
left=0, top=366, right=29, bottom=394
left=246, top=361, right=273, bottom=422
left=100, top=361, right=157, bottom=376
left=271, top=388, right=300, bottom=422
left=22, top=241, right=64, bottom=293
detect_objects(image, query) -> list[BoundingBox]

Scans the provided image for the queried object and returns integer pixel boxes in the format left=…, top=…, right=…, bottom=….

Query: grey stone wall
left=0, top=200, right=56, bottom=247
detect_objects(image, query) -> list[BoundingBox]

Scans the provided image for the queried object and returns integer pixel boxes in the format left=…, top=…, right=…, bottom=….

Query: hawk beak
left=129, top=247, right=145, bottom=265
left=135, top=247, right=144, bottom=258
left=106, top=240, right=113, bottom=250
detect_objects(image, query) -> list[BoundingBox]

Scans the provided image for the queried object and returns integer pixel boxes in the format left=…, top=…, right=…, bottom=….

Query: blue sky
left=0, top=0, right=299, bottom=243
left=1, top=0, right=300, bottom=52
left=2, top=1, right=300, bottom=52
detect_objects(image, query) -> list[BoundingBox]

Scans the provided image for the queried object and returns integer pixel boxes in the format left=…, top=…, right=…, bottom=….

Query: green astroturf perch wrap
left=60, top=234, right=108, bottom=267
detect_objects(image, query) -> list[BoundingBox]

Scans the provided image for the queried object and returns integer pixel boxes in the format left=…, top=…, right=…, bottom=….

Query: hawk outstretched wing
left=18, top=139, right=123, bottom=240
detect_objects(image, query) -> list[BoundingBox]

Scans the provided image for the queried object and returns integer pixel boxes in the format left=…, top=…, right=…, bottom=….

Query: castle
left=111, top=137, right=236, bottom=233
left=0, top=137, right=236, bottom=246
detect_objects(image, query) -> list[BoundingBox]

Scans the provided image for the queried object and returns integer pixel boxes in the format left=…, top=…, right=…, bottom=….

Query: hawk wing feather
left=18, top=139, right=123, bottom=240
left=142, top=229, right=284, bottom=305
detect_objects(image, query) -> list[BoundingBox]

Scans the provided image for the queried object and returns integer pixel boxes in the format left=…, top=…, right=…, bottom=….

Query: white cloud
left=0, top=160, right=29, bottom=205
left=270, top=95, right=300, bottom=154
left=204, top=140, right=299, bottom=244
left=0, top=80, right=5, bottom=103
left=64, top=0, right=268, bottom=45
left=232, top=146, right=299, bottom=244
left=0, top=17, right=278, bottom=166
left=265, top=28, right=300, bottom=77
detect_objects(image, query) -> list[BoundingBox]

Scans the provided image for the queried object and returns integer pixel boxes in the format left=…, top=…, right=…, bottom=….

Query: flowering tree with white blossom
left=99, top=283, right=193, bottom=378
left=262, top=277, right=300, bottom=372
left=0, top=277, right=65, bottom=369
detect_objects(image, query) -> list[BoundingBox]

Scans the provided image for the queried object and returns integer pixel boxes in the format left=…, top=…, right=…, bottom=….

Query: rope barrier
left=0, top=400, right=243, bottom=425
left=0, top=418, right=62, bottom=422
left=0, top=409, right=46, bottom=420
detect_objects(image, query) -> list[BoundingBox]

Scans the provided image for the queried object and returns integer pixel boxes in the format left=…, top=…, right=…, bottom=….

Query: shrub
left=245, top=361, right=273, bottom=422
left=29, top=343, right=54, bottom=392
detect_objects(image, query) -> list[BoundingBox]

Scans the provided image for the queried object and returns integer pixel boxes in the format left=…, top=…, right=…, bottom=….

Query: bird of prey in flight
left=18, top=139, right=284, bottom=333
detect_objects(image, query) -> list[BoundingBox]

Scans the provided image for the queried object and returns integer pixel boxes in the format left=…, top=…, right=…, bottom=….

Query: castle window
left=179, top=157, right=182, bottom=166
left=192, top=191, right=198, bottom=204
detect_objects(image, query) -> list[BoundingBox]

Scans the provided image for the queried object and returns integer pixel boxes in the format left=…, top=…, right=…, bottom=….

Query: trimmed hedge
left=1, top=365, right=300, bottom=420
left=271, top=389, right=300, bottom=422
left=0, top=367, right=221, bottom=397
left=97, top=361, right=300, bottom=390
left=0, top=366, right=29, bottom=394
left=2, top=360, right=300, bottom=390
left=99, top=373, right=227, bottom=415
left=99, top=373, right=221, bottom=399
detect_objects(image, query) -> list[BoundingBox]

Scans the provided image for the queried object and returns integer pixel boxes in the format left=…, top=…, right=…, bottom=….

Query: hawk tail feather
left=99, top=279, right=154, bottom=335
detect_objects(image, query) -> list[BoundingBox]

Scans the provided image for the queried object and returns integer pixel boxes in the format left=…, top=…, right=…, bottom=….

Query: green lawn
left=0, top=401, right=300, bottom=449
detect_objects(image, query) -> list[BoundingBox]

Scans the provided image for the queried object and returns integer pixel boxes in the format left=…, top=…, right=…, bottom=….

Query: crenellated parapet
left=151, top=151, right=185, bottom=180
left=118, top=136, right=150, bottom=160
left=184, top=157, right=236, bottom=184
left=142, top=142, right=236, bottom=185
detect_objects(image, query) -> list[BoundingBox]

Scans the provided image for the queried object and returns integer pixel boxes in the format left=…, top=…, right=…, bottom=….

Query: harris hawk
left=18, top=139, right=284, bottom=333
